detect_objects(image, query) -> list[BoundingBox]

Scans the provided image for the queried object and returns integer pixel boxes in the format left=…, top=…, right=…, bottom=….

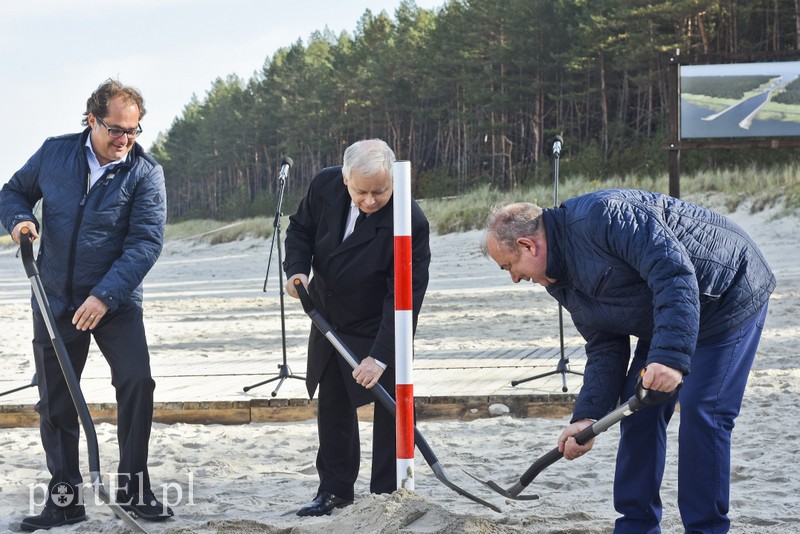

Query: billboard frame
left=665, top=49, right=800, bottom=197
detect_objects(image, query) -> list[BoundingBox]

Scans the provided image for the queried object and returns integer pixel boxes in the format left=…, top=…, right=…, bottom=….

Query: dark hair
left=81, top=78, right=146, bottom=126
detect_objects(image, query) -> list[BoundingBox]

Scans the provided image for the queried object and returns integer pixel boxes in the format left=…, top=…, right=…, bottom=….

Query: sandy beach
left=0, top=197, right=798, bottom=533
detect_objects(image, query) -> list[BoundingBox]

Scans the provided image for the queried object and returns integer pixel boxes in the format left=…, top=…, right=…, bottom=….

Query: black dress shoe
left=20, top=504, right=86, bottom=531
left=116, top=489, right=174, bottom=521
left=296, top=490, right=353, bottom=516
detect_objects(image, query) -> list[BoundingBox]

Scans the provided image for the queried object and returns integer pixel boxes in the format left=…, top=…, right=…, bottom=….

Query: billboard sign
left=680, top=60, right=800, bottom=139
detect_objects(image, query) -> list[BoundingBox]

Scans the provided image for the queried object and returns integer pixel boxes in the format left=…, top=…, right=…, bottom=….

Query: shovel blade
left=430, top=462, right=502, bottom=512
left=463, top=468, right=540, bottom=501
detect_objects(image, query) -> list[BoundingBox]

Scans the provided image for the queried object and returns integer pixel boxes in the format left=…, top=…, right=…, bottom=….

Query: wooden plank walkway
left=0, top=346, right=586, bottom=427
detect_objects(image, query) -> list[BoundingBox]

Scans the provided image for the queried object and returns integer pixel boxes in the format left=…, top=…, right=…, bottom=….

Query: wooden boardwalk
left=0, top=346, right=585, bottom=427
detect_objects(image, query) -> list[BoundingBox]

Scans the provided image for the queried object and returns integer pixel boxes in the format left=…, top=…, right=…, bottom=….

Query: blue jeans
left=613, top=303, right=768, bottom=534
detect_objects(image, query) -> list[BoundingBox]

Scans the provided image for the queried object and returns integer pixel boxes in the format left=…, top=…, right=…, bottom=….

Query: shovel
left=467, top=370, right=679, bottom=500
left=19, top=226, right=148, bottom=532
left=293, top=278, right=501, bottom=512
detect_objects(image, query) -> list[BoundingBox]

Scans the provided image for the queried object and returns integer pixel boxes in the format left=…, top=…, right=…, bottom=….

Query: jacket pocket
left=593, top=267, right=613, bottom=296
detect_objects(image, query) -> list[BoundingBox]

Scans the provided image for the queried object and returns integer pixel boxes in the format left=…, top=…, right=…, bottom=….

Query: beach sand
left=0, top=198, right=798, bottom=533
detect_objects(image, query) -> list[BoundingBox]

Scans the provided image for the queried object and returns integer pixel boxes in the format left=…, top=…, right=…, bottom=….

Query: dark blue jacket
left=543, top=189, right=775, bottom=421
left=0, top=129, right=166, bottom=317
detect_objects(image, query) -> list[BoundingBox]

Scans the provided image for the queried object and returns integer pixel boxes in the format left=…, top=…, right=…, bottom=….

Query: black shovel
left=19, top=227, right=148, bottom=532
left=467, top=370, right=679, bottom=500
left=293, top=278, right=501, bottom=513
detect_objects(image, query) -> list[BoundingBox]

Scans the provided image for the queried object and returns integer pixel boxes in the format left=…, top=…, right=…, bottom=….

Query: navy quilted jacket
left=0, top=130, right=166, bottom=317
left=542, top=189, right=775, bottom=421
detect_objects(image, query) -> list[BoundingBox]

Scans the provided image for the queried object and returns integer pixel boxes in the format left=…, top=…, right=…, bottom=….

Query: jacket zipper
left=65, top=173, right=91, bottom=310
left=593, top=266, right=612, bottom=296
left=93, top=171, right=115, bottom=209
left=65, top=148, right=128, bottom=309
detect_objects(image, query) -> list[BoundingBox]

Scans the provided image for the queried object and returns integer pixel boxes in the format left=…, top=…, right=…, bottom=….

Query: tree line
left=149, top=0, right=800, bottom=221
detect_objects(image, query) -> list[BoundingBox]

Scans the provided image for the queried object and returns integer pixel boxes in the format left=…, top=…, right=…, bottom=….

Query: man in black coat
left=283, top=139, right=431, bottom=516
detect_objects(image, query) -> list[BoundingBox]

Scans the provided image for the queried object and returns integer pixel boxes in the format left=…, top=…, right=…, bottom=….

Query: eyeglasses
left=96, top=116, right=143, bottom=139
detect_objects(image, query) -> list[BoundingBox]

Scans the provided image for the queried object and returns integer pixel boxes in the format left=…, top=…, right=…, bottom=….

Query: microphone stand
left=0, top=373, right=37, bottom=398
left=243, top=158, right=304, bottom=396
left=511, top=136, right=583, bottom=392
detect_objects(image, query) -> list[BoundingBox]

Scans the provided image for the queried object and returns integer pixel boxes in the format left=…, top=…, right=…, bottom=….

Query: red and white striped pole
left=393, top=160, right=415, bottom=490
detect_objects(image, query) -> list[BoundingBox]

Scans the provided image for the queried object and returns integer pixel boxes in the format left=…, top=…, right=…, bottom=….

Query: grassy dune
left=2, top=165, right=798, bottom=246
left=421, top=163, right=800, bottom=234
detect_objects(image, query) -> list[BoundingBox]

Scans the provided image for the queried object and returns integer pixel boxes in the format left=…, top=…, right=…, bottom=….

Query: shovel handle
left=517, top=370, right=680, bottom=489
left=19, top=226, right=38, bottom=277
left=294, top=278, right=313, bottom=313
left=631, top=368, right=682, bottom=410
left=18, top=225, right=149, bottom=532
left=292, top=278, right=500, bottom=512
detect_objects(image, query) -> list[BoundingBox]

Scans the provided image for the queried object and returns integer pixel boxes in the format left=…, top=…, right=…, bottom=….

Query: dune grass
left=423, top=164, right=799, bottom=234
left=176, top=164, right=797, bottom=240
left=2, top=165, right=797, bottom=246
left=164, top=216, right=274, bottom=244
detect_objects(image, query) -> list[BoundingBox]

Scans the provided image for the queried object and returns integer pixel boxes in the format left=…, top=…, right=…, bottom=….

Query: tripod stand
left=243, top=157, right=304, bottom=397
left=0, top=373, right=37, bottom=398
left=511, top=136, right=583, bottom=393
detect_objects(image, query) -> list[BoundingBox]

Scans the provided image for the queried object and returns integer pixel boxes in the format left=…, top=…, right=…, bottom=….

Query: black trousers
left=32, top=304, right=155, bottom=497
left=315, top=356, right=396, bottom=500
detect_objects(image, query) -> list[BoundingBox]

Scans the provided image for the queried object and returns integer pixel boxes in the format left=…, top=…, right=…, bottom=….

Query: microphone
left=551, top=135, right=563, bottom=158
left=278, top=156, right=293, bottom=181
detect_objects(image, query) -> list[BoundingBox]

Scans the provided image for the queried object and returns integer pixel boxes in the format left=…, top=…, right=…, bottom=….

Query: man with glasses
left=0, top=79, right=172, bottom=529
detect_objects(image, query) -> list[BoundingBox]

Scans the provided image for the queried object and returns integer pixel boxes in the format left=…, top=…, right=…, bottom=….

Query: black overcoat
left=283, top=166, right=431, bottom=406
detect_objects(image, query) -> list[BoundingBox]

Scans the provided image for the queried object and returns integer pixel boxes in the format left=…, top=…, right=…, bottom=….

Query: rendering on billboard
left=680, top=60, right=800, bottom=139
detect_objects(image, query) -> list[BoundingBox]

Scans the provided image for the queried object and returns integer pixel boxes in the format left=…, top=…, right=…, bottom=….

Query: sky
left=0, top=0, right=444, bottom=182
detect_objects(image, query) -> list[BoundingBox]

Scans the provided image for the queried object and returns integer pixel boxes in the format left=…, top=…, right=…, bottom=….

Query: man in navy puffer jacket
left=485, top=189, right=775, bottom=534
left=0, top=79, right=172, bottom=529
